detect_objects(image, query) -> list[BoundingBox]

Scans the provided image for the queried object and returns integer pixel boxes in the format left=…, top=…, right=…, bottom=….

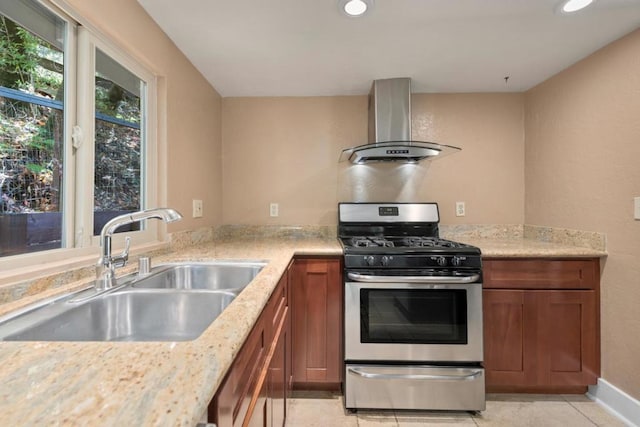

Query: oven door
left=344, top=275, right=483, bottom=362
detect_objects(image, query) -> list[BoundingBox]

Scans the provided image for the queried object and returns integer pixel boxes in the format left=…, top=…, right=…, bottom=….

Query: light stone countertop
left=465, top=237, right=606, bottom=258
left=0, top=237, right=341, bottom=427
left=0, top=234, right=605, bottom=426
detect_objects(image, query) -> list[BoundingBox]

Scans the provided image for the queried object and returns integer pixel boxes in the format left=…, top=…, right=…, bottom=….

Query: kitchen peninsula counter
left=0, top=231, right=605, bottom=426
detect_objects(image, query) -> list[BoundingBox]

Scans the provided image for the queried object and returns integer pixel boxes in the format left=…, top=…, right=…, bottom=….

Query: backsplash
left=215, top=225, right=337, bottom=241
left=0, top=264, right=95, bottom=305
left=440, top=224, right=524, bottom=241
left=169, top=226, right=216, bottom=250
left=0, top=247, right=170, bottom=306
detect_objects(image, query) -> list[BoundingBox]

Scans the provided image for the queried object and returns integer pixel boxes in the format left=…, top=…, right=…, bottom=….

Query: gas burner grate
left=401, top=237, right=464, bottom=248
left=402, top=237, right=437, bottom=247
left=351, top=237, right=395, bottom=248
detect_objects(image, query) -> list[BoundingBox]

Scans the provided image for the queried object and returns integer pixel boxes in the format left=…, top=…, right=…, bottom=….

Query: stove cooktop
left=340, top=237, right=481, bottom=269
left=338, top=203, right=482, bottom=269
left=345, top=236, right=475, bottom=250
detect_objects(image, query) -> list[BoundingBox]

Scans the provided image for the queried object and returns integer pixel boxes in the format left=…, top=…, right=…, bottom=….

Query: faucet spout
left=95, top=208, right=183, bottom=290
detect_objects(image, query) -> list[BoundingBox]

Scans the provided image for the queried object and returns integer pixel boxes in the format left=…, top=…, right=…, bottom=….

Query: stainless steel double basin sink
left=0, top=260, right=267, bottom=342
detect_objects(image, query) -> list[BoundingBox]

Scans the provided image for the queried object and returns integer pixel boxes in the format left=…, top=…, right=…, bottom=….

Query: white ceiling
left=136, top=0, right=640, bottom=97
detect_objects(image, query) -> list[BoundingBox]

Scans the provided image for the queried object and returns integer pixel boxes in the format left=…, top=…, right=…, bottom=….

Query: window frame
left=0, top=0, right=164, bottom=279
left=76, top=26, right=159, bottom=250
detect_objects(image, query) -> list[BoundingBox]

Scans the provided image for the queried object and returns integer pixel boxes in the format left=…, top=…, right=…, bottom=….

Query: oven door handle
left=347, top=366, right=482, bottom=381
left=347, top=272, right=480, bottom=284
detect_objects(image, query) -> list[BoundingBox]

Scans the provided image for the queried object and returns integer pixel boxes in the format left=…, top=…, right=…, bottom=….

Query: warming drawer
left=345, top=364, right=485, bottom=411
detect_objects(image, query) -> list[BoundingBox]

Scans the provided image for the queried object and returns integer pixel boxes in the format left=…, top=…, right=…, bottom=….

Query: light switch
left=634, top=197, right=640, bottom=220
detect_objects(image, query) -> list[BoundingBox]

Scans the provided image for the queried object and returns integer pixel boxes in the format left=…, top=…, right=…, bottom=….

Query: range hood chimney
left=339, top=78, right=461, bottom=164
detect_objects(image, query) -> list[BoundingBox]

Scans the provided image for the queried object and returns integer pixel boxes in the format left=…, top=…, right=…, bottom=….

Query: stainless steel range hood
left=339, top=78, right=461, bottom=164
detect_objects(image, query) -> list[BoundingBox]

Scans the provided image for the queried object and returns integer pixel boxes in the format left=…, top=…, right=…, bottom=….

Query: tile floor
left=286, top=391, right=628, bottom=427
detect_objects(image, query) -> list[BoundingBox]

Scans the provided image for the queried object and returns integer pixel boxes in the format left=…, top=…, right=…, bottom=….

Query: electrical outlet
left=270, top=203, right=279, bottom=217
left=456, top=201, right=466, bottom=217
left=634, top=197, right=640, bottom=220
left=192, top=199, right=203, bottom=218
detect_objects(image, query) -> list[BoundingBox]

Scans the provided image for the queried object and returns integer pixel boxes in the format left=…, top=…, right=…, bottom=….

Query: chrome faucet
left=95, top=208, right=183, bottom=290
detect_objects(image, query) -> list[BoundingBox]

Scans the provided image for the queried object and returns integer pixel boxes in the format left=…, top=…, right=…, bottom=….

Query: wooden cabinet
left=211, top=255, right=343, bottom=425
left=483, top=258, right=600, bottom=393
left=291, top=257, right=343, bottom=390
left=210, top=267, right=291, bottom=427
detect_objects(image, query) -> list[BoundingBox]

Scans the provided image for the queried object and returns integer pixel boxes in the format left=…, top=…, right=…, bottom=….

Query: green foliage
left=0, top=17, right=38, bottom=89
left=25, top=163, right=44, bottom=174
left=95, top=81, right=140, bottom=123
left=25, top=133, right=55, bottom=150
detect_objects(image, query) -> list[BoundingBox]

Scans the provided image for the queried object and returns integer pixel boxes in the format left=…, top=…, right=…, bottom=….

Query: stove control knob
left=452, top=256, right=462, bottom=267
left=381, top=255, right=390, bottom=266
left=436, top=256, right=447, bottom=266
left=364, top=255, right=375, bottom=266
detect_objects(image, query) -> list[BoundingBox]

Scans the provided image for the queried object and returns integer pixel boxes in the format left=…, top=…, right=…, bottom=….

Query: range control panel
left=344, top=253, right=482, bottom=270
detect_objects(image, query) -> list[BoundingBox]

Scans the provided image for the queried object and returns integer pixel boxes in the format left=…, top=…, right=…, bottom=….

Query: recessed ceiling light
left=560, top=0, right=595, bottom=13
left=339, top=0, right=373, bottom=17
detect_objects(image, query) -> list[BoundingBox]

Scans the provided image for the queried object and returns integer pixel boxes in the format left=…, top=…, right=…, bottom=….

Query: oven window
left=360, top=289, right=467, bottom=344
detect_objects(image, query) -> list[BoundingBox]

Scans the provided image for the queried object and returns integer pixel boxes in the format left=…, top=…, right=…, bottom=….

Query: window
left=0, top=1, right=67, bottom=256
left=93, top=48, right=144, bottom=236
left=76, top=28, right=158, bottom=249
left=0, top=0, right=158, bottom=268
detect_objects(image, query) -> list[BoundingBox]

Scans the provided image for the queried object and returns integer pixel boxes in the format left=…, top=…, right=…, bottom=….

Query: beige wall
left=525, top=29, right=640, bottom=399
left=222, top=93, right=524, bottom=225
left=64, top=0, right=223, bottom=232
left=222, top=96, right=365, bottom=225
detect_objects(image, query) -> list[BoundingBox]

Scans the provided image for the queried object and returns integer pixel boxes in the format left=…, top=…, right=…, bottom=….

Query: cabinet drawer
left=270, top=273, right=288, bottom=335
left=483, top=258, right=599, bottom=290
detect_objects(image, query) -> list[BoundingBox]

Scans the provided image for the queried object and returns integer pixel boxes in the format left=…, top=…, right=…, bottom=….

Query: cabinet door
left=483, top=289, right=533, bottom=386
left=291, top=258, right=342, bottom=387
left=533, top=290, right=598, bottom=386
left=484, top=289, right=599, bottom=390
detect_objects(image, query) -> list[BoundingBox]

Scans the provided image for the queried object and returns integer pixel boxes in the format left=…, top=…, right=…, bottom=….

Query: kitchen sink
left=0, top=259, right=269, bottom=342
left=131, top=260, right=267, bottom=291
left=0, top=290, right=236, bottom=342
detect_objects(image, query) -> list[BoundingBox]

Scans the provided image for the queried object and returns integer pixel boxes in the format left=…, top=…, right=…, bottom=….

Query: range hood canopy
left=339, top=78, right=461, bottom=164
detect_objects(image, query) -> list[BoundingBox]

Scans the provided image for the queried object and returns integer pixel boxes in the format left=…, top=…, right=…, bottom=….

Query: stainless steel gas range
left=338, top=202, right=485, bottom=412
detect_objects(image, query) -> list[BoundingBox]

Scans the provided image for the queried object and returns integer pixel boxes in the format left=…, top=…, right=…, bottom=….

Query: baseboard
left=587, top=378, right=640, bottom=426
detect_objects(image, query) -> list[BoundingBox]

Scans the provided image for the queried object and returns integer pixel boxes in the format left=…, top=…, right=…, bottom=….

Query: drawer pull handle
left=347, top=272, right=480, bottom=284
left=347, top=367, right=482, bottom=381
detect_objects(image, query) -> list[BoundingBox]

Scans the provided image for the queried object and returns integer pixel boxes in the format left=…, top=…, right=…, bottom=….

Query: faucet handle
left=138, top=256, right=151, bottom=276
left=111, top=236, right=131, bottom=268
